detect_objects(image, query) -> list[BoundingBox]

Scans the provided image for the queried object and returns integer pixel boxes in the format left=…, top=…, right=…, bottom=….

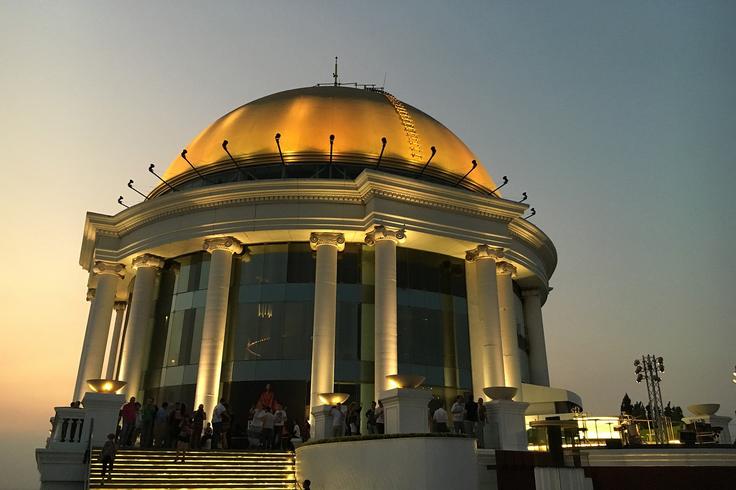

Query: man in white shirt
left=451, top=396, right=465, bottom=434
left=432, top=406, right=449, bottom=433
left=330, top=403, right=345, bottom=438
left=260, top=407, right=275, bottom=449
left=212, top=398, right=227, bottom=449
left=273, top=405, right=287, bottom=449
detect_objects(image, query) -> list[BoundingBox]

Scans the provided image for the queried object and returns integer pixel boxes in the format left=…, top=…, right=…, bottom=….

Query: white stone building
left=73, top=85, right=580, bottom=424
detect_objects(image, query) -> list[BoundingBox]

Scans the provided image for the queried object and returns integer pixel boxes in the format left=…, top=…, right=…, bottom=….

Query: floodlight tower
left=634, top=354, right=667, bottom=444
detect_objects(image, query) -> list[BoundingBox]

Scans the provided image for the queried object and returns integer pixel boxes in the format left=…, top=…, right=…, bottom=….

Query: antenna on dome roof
left=274, top=133, right=286, bottom=166
left=127, top=180, right=148, bottom=200
left=489, top=175, right=508, bottom=197
left=180, top=149, right=209, bottom=183
left=376, top=137, right=387, bottom=168
left=149, top=164, right=177, bottom=191
left=455, top=160, right=477, bottom=187
left=518, top=192, right=528, bottom=203
left=333, top=57, right=339, bottom=86
left=523, top=207, right=536, bottom=220
left=117, top=196, right=129, bottom=208
left=418, top=146, right=436, bottom=177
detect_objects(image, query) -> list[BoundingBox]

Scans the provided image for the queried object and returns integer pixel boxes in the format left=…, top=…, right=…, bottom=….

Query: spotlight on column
left=181, top=149, right=209, bottom=183
left=455, top=160, right=477, bottom=186
left=518, top=192, right=528, bottom=203
left=376, top=137, right=387, bottom=168
left=117, top=196, right=129, bottom=208
left=274, top=133, right=285, bottom=165
left=148, top=164, right=177, bottom=191
left=127, top=180, right=148, bottom=200
left=418, top=146, right=436, bottom=177
left=489, top=175, right=508, bottom=196
left=522, top=208, right=536, bottom=220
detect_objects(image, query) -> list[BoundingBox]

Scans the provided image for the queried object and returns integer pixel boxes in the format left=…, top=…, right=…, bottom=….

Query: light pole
left=634, top=354, right=667, bottom=445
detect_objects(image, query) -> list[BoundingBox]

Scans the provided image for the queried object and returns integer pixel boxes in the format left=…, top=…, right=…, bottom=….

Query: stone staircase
left=88, top=449, right=297, bottom=489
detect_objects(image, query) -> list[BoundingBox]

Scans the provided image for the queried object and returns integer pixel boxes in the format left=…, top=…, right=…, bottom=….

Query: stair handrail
left=82, top=417, right=94, bottom=490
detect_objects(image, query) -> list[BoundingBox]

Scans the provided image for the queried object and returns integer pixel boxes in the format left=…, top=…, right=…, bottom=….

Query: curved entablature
left=151, top=86, right=498, bottom=198
left=82, top=170, right=556, bottom=297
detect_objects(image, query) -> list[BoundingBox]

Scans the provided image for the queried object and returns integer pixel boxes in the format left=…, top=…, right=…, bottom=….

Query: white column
left=522, top=288, right=550, bottom=386
left=497, top=261, right=522, bottom=397
left=119, top=254, right=164, bottom=398
left=365, top=225, right=405, bottom=401
left=195, top=237, right=244, bottom=420
left=74, top=261, right=125, bottom=402
left=465, top=245, right=505, bottom=399
left=464, top=259, right=485, bottom=400
left=308, top=232, right=344, bottom=423
left=104, top=301, right=128, bottom=380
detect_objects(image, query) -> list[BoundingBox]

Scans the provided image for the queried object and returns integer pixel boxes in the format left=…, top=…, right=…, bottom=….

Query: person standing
left=260, top=407, right=275, bottom=449
left=330, top=403, right=345, bottom=438
left=464, top=394, right=478, bottom=436
left=153, top=402, right=169, bottom=448
left=365, top=401, right=377, bottom=434
left=432, top=405, right=449, bottom=433
left=167, top=402, right=181, bottom=449
left=451, top=396, right=465, bottom=434
left=99, top=433, right=117, bottom=482
left=257, top=384, right=276, bottom=411
left=191, top=404, right=206, bottom=450
left=141, top=398, right=156, bottom=448
left=273, top=405, right=287, bottom=449
left=375, top=401, right=385, bottom=434
left=174, top=416, right=192, bottom=463
left=477, top=397, right=487, bottom=448
left=211, top=398, right=226, bottom=449
left=119, top=397, right=137, bottom=447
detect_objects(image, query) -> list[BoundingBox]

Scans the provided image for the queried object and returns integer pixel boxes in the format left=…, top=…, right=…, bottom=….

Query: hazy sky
left=1, top=1, right=734, bottom=487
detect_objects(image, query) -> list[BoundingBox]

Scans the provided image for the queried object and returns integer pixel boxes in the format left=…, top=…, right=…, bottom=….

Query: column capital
left=86, top=288, right=96, bottom=302
left=521, top=288, right=542, bottom=298
left=132, top=253, right=165, bottom=270
left=365, top=225, right=406, bottom=246
left=93, top=261, right=126, bottom=278
left=203, top=236, right=244, bottom=255
left=465, top=245, right=504, bottom=263
left=310, top=232, right=346, bottom=251
left=114, top=301, right=127, bottom=311
left=496, top=261, right=517, bottom=277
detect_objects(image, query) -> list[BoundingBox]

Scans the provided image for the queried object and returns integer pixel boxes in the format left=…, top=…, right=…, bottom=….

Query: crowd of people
left=431, top=394, right=487, bottom=443
left=91, top=385, right=490, bottom=483
left=110, top=384, right=310, bottom=456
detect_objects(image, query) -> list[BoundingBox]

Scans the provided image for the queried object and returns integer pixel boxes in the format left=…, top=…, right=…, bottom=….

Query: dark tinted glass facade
left=143, top=243, right=528, bottom=428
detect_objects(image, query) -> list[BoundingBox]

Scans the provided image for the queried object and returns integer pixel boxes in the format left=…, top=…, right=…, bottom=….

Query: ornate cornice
left=310, top=232, right=346, bottom=251
left=465, top=244, right=504, bottom=262
left=365, top=225, right=406, bottom=246
left=496, top=261, right=517, bottom=276
left=92, top=261, right=126, bottom=278
left=203, top=236, right=244, bottom=255
left=132, top=253, right=165, bottom=271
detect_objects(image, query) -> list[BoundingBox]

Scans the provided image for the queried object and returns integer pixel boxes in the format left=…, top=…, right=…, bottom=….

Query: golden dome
left=162, top=86, right=497, bottom=192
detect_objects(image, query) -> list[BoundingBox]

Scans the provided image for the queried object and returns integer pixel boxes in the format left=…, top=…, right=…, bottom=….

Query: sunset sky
left=1, top=1, right=734, bottom=487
